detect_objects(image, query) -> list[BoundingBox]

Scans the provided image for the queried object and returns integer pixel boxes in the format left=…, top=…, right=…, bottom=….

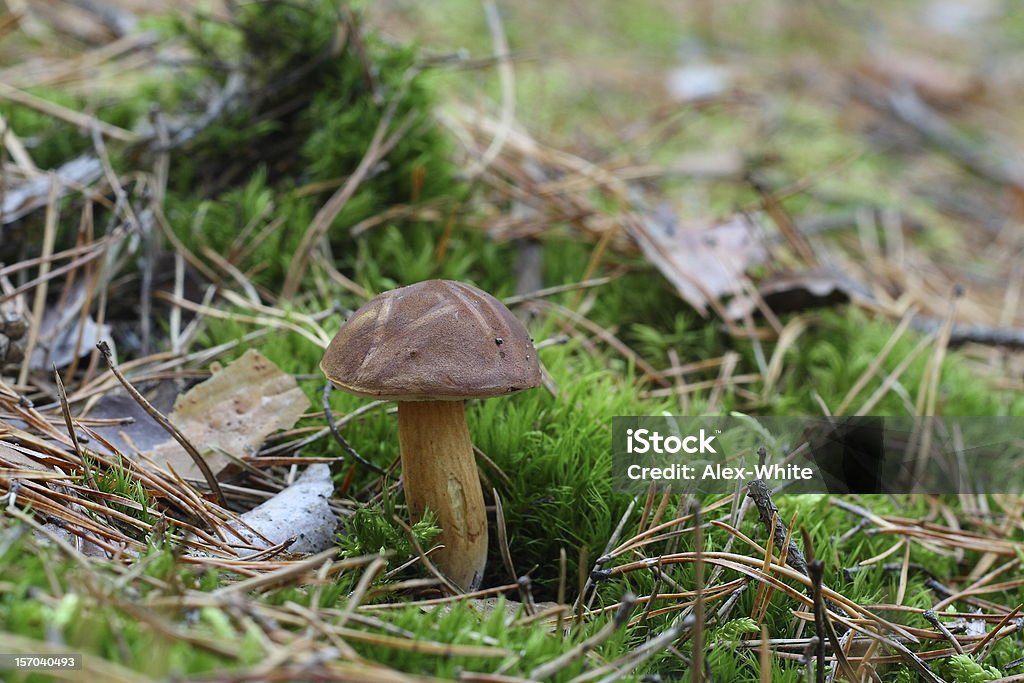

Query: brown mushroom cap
left=321, top=280, right=541, bottom=401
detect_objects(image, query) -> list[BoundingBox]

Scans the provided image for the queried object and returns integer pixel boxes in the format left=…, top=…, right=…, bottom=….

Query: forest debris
left=58, top=0, right=138, bottom=38
left=747, top=455, right=850, bottom=627
left=87, top=380, right=181, bottom=456
left=145, top=349, right=311, bottom=480
left=281, top=99, right=415, bottom=299
left=0, top=326, right=26, bottom=369
left=227, top=464, right=337, bottom=556
left=0, top=441, right=48, bottom=472
left=725, top=270, right=859, bottom=319
left=39, top=522, right=112, bottom=558
left=746, top=477, right=812, bottom=579
left=97, top=340, right=227, bottom=507
left=795, top=209, right=924, bottom=239
left=747, top=174, right=819, bottom=267
left=0, top=82, right=138, bottom=142
left=0, top=295, right=27, bottom=339
left=665, top=63, right=734, bottom=102
left=861, top=52, right=981, bottom=108
left=852, top=78, right=1024, bottom=189
left=916, top=186, right=1008, bottom=236
left=910, top=318, right=1024, bottom=349
left=630, top=206, right=767, bottom=316
left=0, top=290, right=27, bottom=370
left=1, top=156, right=102, bottom=224
left=30, top=305, right=111, bottom=370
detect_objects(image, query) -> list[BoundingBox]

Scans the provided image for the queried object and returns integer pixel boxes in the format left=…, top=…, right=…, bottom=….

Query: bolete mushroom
left=321, top=280, right=541, bottom=590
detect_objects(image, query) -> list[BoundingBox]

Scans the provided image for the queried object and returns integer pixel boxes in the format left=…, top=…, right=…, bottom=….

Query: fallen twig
left=746, top=449, right=849, bottom=626
left=322, top=383, right=385, bottom=475
left=852, top=78, right=1024, bottom=189
left=911, top=317, right=1024, bottom=349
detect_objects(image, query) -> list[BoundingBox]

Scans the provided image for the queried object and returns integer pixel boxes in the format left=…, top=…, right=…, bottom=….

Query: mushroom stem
left=397, top=400, right=488, bottom=591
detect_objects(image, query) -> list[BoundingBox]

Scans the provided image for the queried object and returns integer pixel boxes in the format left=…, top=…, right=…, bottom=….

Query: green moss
left=93, top=454, right=155, bottom=525
left=768, top=308, right=1024, bottom=416
left=196, top=266, right=1022, bottom=610
left=156, top=0, right=461, bottom=291
left=474, top=344, right=674, bottom=590
left=0, top=88, right=143, bottom=170
left=944, top=654, right=1002, bottom=683
left=339, top=504, right=440, bottom=564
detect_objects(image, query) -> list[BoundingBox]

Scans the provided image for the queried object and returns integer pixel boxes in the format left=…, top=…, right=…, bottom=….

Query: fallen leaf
left=226, top=464, right=337, bottom=556
left=630, top=206, right=768, bottom=316
left=963, top=614, right=989, bottom=638
left=146, top=349, right=310, bottom=480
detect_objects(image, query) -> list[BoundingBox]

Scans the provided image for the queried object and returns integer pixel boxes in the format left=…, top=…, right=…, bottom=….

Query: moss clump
left=338, top=505, right=441, bottom=564
left=945, top=654, right=1002, bottom=683
left=161, top=0, right=461, bottom=291
left=769, top=309, right=1024, bottom=416
left=0, top=89, right=142, bottom=170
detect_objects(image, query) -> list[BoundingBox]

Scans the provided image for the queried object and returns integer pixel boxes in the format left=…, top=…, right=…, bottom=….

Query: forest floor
left=2, top=1, right=1024, bottom=681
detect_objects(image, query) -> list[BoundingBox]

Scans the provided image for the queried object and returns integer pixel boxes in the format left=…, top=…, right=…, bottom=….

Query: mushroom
left=321, top=279, right=541, bottom=590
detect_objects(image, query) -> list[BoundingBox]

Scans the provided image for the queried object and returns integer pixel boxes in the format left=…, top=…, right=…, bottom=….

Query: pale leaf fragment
left=228, top=464, right=337, bottom=556
left=2, top=156, right=103, bottom=224
left=630, top=207, right=768, bottom=316
left=665, top=63, right=734, bottom=102
left=147, top=349, right=310, bottom=480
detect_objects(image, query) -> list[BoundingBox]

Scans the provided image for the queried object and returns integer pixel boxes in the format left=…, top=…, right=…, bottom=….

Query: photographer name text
left=623, top=428, right=814, bottom=482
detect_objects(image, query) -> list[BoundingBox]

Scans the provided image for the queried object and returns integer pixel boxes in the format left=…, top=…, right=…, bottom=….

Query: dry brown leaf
left=630, top=207, right=768, bottom=316
left=147, top=349, right=311, bottom=480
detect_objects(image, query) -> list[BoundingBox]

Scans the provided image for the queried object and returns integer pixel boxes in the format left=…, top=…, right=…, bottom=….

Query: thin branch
left=321, top=383, right=385, bottom=475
